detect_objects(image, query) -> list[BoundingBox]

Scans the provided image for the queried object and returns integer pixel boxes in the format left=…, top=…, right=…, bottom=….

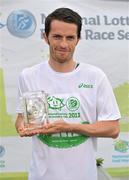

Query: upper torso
left=17, top=61, right=120, bottom=180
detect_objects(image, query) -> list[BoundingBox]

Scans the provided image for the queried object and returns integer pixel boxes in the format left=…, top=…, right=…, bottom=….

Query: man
left=15, top=8, right=120, bottom=180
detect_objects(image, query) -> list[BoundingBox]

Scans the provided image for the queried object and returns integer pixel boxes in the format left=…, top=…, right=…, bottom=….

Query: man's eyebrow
left=66, top=35, right=76, bottom=38
left=52, top=34, right=62, bottom=36
left=52, top=34, right=76, bottom=37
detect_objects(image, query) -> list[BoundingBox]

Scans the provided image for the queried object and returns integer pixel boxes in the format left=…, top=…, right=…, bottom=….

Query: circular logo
left=66, top=97, right=80, bottom=111
left=7, top=10, right=36, bottom=38
left=0, top=145, right=5, bottom=157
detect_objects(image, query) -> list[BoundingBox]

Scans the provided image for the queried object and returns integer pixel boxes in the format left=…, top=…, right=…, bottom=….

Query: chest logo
left=66, top=97, right=80, bottom=111
left=47, top=96, right=65, bottom=111
left=78, top=83, right=93, bottom=89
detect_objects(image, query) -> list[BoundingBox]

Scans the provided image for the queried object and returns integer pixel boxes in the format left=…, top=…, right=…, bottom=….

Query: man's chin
left=55, top=58, right=69, bottom=64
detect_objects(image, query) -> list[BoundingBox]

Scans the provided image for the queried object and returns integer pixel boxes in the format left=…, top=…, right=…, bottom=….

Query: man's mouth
left=56, top=49, right=69, bottom=53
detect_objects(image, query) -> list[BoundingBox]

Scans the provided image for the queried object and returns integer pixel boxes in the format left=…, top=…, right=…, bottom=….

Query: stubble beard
left=50, top=48, right=74, bottom=64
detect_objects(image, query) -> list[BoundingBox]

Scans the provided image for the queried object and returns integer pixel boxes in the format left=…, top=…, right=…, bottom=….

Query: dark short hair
left=45, top=7, right=82, bottom=38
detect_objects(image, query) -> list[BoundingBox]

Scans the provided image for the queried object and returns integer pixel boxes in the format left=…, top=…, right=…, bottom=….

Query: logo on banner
left=0, top=145, right=5, bottom=157
left=0, top=23, right=6, bottom=29
left=7, top=10, right=36, bottom=38
left=114, top=139, right=129, bottom=153
left=0, top=13, right=6, bottom=29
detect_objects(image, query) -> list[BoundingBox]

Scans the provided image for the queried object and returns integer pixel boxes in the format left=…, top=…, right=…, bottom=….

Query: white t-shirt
left=16, top=61, right=121, bottom=180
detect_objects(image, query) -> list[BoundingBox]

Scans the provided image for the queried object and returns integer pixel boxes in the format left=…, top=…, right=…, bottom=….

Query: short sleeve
left=96, top=75, right=121, bottom=121
left=16, top=72, right=27, bottom=113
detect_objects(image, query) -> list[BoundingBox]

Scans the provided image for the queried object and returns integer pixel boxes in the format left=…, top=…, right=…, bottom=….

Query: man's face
left=44, top=20, right=79, bottom=63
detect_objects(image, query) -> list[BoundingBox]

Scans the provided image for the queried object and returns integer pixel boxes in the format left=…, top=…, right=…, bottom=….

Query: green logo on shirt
left=78, top=83, right=93, bottom=89
left=47, top=96, right=65, bottom=111
left=38, top=122, right=89, bottom=148
left=66, top=97, right=80, bottom=111
left=37, top=95, right=89, bottom=148
left=47, top=96, right=80, bottom=113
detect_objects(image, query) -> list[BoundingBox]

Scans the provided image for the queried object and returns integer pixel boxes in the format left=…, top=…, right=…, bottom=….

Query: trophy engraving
left=21, top=91, right=49, bottom=130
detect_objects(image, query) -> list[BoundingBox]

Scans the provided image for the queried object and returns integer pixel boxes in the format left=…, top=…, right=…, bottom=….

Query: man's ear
left=43, top=33, right=49, bottom=44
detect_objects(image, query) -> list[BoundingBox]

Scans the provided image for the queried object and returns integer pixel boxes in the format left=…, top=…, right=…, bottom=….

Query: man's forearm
left=70, top=120, right=120, bottom=138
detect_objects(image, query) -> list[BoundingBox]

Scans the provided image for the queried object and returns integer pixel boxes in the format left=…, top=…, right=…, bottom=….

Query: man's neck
left=48, top=59, right=76, bottom=73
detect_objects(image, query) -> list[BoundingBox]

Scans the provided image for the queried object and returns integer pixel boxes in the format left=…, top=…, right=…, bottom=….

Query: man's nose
left=60, top=38, right=68, bottom=48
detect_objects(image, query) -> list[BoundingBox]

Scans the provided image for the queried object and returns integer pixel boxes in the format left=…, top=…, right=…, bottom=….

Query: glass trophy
left=21, top=91, right=49, bottom=130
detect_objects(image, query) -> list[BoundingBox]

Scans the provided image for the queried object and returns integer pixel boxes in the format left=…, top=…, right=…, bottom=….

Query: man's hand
left=38, top=120, right=70, bottom=135
left=15, top=114, right=42, bottom=137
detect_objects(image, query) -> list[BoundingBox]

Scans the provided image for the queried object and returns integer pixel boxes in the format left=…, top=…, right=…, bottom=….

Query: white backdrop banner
left=0, top=0, right=129, bottom=178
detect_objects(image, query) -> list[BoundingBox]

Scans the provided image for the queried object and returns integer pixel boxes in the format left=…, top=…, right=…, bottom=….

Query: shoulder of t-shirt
left=19, top=61, right=47, bottom=78
left=80, top=62, right=106, bottom=78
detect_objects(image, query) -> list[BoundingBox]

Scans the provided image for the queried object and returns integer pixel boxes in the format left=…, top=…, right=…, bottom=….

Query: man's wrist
left=68, top=123, right=79, bottom=133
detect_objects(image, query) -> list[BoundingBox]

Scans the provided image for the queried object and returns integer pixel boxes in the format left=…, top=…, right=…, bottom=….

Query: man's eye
left=53, top=35, right=62, bottom=40
left=67, top=36, right=75, bottom=41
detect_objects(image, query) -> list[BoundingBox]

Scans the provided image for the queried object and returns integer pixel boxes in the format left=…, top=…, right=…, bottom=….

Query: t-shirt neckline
left=45, top=61, right=82, bottom=77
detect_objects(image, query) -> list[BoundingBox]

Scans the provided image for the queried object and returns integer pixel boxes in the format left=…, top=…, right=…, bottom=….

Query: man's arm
left=15, top=114, right=120, bottom=138
left=70, top=120, right=120, bottom=138
left=41, top=119, right=120, bottom=139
